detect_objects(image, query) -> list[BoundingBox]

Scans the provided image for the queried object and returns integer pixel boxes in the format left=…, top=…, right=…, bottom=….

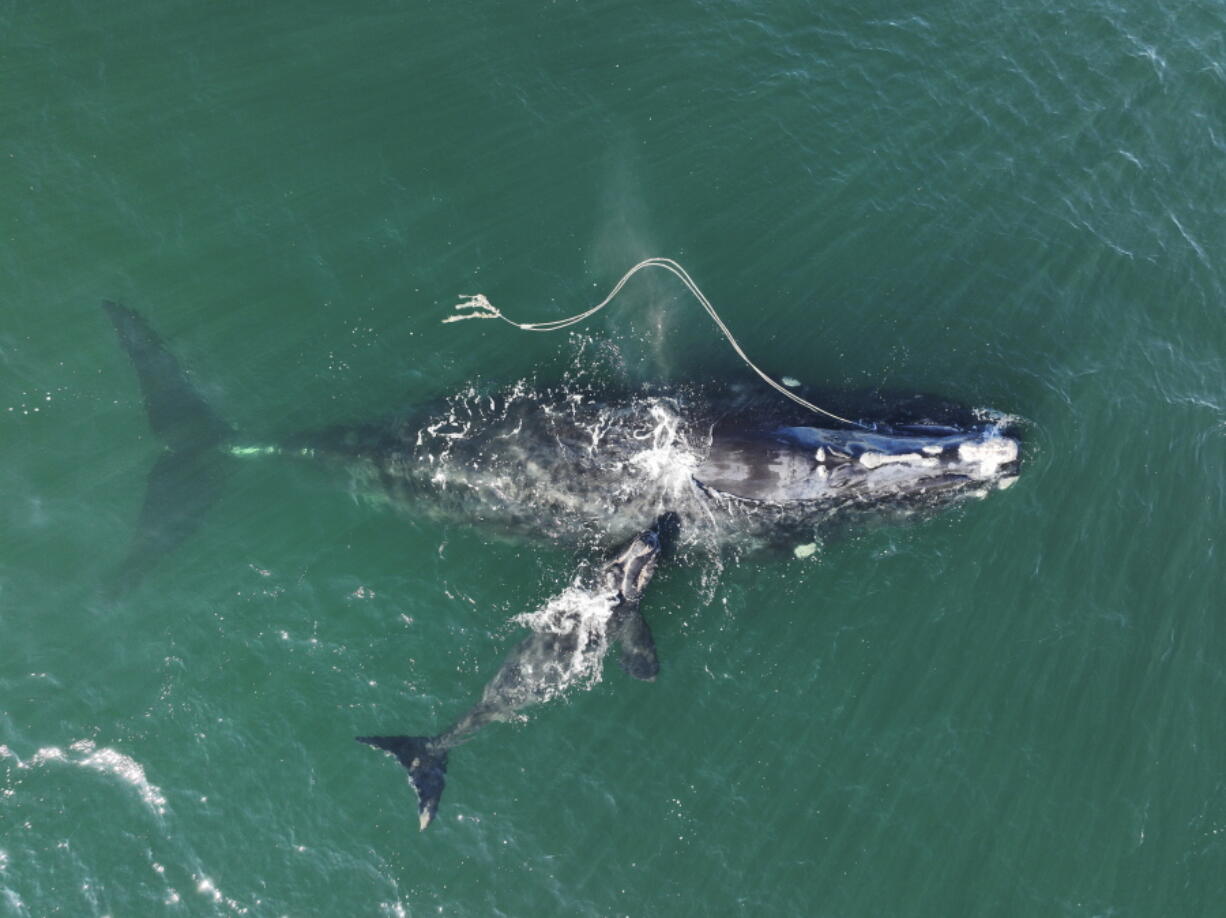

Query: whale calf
left=359, top=512, right=678, bottom=830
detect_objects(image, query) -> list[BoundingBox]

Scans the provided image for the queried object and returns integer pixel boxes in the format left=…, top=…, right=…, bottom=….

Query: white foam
left=7, top=741, right=166, bottom=816
left=627, top=402, right=696, bottom=491
left=191, top=874, right=247, bottom=912
left=70, top=740, right=168, bottom=816
left=196, top=876, right=223, bottom=903
left=511, top=584, right=621, bottom=700
left=29, top=747, right=66, bottom=767
left=972, top=407, right=1024, bottom=428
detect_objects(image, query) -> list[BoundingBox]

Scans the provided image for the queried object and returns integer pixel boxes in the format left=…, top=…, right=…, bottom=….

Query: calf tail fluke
left=356, top=735, right=449, bottom=831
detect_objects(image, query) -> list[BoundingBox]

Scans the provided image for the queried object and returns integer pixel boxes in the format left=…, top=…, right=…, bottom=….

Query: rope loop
left=445, top=257, right=865, bottom=428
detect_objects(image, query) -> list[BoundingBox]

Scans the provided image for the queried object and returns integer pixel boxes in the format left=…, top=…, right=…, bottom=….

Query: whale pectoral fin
left=613, top=603, right=660, bottom=682
left=607, top=511, right=679, bottom=682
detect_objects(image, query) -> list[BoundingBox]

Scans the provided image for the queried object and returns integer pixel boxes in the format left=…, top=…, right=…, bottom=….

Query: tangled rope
left=444, top=257, right=864, bottom=428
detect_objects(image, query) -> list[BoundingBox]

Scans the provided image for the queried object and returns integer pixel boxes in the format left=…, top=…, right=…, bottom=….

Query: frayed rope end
left=441, top=294, right=502, bottom=324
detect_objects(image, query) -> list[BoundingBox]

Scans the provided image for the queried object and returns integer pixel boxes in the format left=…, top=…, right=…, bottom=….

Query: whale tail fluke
left=104, top=301, right=234, bottom=595
left=103, top=302, right=232, bottom=452
left=356, top=735, right=449, bottom=831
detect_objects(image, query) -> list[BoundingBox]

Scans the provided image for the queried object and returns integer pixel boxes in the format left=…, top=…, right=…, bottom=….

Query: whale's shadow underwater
left=103, top=300, right=1021, bottom=831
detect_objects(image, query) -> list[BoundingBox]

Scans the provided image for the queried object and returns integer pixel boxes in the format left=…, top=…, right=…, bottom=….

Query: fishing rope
left=444, top=257, right=865, bottom=428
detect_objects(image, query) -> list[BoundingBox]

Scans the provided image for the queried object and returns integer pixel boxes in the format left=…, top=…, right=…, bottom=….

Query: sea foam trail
left=1, top=740, right=167, bottom=816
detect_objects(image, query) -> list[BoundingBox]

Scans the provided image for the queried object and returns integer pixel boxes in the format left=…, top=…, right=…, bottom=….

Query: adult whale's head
left=694, top=412, right=1021, bottom=511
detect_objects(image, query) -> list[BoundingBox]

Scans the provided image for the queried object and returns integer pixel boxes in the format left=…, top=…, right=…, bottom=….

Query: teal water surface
left=3, top=1, right=1224, bottom=915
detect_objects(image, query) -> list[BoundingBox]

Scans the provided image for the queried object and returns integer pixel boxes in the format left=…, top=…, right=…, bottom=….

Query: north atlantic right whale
left=359, top=512, right=678, bottom=830
left=104, top=299, right=1021, bottom=575
left=103, top=295, right=1021, bottom=829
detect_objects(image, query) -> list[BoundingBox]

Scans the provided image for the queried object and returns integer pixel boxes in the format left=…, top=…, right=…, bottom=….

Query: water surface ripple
left=2, top=1, right=1223, bottom=915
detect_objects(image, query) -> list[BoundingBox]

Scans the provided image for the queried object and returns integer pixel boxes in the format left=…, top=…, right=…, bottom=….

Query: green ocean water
left=3, top=1, right=1224, bottom=915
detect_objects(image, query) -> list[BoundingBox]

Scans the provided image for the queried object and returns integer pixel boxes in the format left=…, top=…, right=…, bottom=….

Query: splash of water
left=511, top=583, right=622, bottom=701
left=1, top=740, right=167, bottom=817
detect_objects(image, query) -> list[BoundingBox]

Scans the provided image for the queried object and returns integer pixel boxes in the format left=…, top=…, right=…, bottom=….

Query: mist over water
left=3, top=1, right=1225, bottom=915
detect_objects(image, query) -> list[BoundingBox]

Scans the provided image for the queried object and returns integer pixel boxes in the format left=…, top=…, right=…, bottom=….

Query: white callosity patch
left=782, top=422, right=1019, bottom=486
left=859, top=451, right=939, bottom=470
left=957, top=435, right=1019, bottom=478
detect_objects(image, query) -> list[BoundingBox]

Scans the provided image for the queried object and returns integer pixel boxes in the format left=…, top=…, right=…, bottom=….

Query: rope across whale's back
left=443, top=257, right=866, bottom=429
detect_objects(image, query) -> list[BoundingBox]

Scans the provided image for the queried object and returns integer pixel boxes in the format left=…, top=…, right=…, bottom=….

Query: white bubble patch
left=511, top=584, right=623, bottom=701
left=2, top=740, right=167, bottom=816
left=625, top=401, right=698, bottom=491
left=192, top=874, right=248, bottom=913
left=72, top=741, right=168, bottom=816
